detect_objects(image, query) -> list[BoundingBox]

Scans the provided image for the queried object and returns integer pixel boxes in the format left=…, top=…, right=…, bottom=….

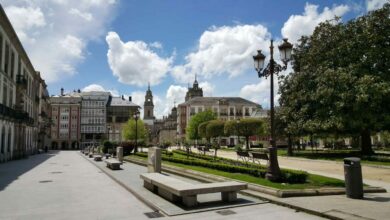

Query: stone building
left=0, top=6, right=46, bottom=162
left=50, top=90, right=81, bottom=150
left=156, top=106, right=178, bottom=145
left=177, top=97, right=261, bottom=145
left=185, top=76, right=203, bottom=101
left=143, top=84, right=155, bottom=126
left=107, top=95, right=139, bottom=143
left=37, top=72, right=51, bottom=150
left=80, top=91, right=110, bottom=148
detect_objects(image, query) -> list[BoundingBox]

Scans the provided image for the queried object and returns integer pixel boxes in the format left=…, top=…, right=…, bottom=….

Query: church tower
left=143, top=83, right=155, bottom=124
left=185, top=74, right=203, bottom=101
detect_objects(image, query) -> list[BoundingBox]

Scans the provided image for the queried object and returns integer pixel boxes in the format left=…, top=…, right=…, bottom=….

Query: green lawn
left=126, top=154, right=345, bottom=190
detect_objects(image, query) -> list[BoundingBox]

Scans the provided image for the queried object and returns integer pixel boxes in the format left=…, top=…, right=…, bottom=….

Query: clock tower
left=143, top=83, right=155, bottom=124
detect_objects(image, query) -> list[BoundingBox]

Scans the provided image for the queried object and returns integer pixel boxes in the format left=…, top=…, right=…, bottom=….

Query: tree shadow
left=0, top=151, right=59, bottom=191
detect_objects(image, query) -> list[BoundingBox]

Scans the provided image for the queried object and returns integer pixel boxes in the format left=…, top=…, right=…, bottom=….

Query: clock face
left=148, top=98, right=151, bottom=101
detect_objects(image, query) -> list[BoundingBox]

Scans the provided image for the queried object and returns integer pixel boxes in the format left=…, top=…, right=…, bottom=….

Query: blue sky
left=1, top=0, right=387, bottom=117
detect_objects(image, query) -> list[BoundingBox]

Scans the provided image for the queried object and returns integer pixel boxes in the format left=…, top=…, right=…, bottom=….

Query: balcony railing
left=0, top=103, right=34, bottom=125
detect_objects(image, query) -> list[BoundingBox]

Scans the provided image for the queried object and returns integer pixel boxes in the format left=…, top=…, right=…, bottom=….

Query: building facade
left=177, top=97, right=261, bottom=145
left=80, top=91, right=110, bottom=148
left=50, top=90, right=81, bottom=150
left=185, top=76, right=203, bottom=101
left=0, top=6, right=47, bottom=162
left=156, top=106, right=178, bottom=145
left=107, top=95, right=139, bottom=143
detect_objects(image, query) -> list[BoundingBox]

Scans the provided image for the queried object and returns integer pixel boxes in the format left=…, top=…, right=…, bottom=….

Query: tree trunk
left=361, top=129, right=374, bottom=155
left=287, top=135, right=293, bottom=156
left=245, top=136, right=249, bottom=150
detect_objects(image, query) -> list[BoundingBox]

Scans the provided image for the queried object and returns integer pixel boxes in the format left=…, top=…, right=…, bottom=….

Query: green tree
left=205, top=120, right=225, bottom=158
left=186, top=110, right=216, bottom=144
left=279, top=4, right=390, bottom=155
left=225, top=118, right=265, bottom=150
left=122, top=118, right=147, bottom=153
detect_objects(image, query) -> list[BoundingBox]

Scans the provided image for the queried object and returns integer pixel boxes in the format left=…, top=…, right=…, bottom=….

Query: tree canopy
left=225, top=118, right=265, bottom=150
left=186, top=110, right=216, bottom=141
left=122, top=118, right=147, bottom=145
left=279, top=4, right=390, bottom=155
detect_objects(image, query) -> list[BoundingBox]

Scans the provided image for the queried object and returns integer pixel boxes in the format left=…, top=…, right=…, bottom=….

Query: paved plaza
left=0, top=151, right=323, bottom=220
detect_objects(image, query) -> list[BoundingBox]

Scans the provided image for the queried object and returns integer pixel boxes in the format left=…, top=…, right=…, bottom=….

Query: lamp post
left=253, top=38, right=293, bottom=181
left=133, top=110, right=140, bottom=153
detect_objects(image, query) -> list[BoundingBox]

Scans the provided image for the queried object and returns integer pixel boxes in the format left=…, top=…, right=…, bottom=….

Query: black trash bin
left=344, top=157, right=363, bottom=199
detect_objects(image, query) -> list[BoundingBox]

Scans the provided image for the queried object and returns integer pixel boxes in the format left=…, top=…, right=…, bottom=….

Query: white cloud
left=82, top=83, right=119, bottom=96
left=2, top=0, right=116, bottom=82
left=172, top=24, right=271, bottom=83
left=106, top=31, right=173, bottom=87
left=366, top=0, right=388, bottom=11
left=281, top=3, right=350, bottom=43
left=199, top=81, right=215, bottom=96
left=240, top=79, right=272, bottom=109
left=69, top=8, right=93, bottom=21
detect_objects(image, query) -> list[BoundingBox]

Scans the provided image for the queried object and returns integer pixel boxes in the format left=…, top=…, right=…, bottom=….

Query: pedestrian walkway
left=0, top=151, right=323, bottom=220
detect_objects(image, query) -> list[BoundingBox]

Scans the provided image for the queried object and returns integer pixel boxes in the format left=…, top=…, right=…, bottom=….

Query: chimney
left=77, top=89, right=81, bottom=93
left=129, top=96, right=132, bottom=102
left=61, top=88, right=64, bottom=96
left=121, top=95, right=124, bottom=100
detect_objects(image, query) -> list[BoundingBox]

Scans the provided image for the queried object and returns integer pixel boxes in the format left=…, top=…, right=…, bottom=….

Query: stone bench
left=93, top=155, right=102, bottom=161
left=105, top=159, right=122, bottom=170
left=140, top=173, right=247, bottom=207
left=251, top=152, right=269, bottom=165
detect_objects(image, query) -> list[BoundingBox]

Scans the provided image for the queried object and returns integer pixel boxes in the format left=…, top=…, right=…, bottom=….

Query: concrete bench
left=236, top=151, right=251, bottom=162
left=93, top=155, right=102, bottom=161
left=140, top=173, right=247, bottom=207
left=105, top=159, right=122, bottom=170
left=251, top=152, right=269, bottom=165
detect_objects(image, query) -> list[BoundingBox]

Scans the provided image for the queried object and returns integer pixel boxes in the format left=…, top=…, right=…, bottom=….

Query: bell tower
left=143, top=83, right=155, bottom=122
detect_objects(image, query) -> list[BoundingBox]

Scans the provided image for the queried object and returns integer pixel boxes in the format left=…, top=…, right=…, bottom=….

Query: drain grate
left=144, top=211, right=164, bottom=218
left=50, top=171, right=63, bottom=174
left=216, top=210, right=236, bottom=216
left=39, top=180, right=53, bottom=183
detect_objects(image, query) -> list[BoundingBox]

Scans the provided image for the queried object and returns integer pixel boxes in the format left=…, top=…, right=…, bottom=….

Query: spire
left=194, top=73, right=198, bottom=84
left=148, top=82, right=150, bottom=91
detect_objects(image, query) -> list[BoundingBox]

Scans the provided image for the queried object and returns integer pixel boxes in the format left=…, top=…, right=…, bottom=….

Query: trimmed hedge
left=134, top=152, right=308, bottom=184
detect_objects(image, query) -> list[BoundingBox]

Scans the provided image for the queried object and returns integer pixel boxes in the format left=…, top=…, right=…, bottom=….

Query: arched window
left=147, top=110, right=150, bottom=117
left=7, top=128, right=11, bottom=152
left=1, top=127, right=5, bottom=154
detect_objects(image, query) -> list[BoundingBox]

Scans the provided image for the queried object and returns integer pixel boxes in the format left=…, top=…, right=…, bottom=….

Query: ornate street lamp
left=133, top=110, right=140, bottom=153
left=253, top=38, right=293, bottom=181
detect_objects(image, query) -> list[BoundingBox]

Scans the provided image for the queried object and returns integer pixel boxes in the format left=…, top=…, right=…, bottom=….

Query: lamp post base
left=265, top=147, right=281, bottom=182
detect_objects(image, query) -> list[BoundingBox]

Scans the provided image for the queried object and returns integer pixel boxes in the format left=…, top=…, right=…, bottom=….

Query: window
left=0, top=34, right=3, bottom=70
left=3, top=83, right=7, bottom=106
left=7, top=128, right=11, bottom=152
left=245, top=108, right=249, bottom=116
left=1, top=127, right=5, bottom=153
left=10, top=51, right=14, bottom=79
left=4, top=43, right=9, bottom=75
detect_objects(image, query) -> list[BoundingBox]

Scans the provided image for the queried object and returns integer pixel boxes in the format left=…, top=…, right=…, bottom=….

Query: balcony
left=16, top=74, right=27, bottom=89
left=0, top=103, right=34, bottom=125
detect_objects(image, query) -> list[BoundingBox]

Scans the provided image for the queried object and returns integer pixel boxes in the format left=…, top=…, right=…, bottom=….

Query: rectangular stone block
left=222, top=191, right=237, bottom=202
left=147, top=147, right=161, bottom=173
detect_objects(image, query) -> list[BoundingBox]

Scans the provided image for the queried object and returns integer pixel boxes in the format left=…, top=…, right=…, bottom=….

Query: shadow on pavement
left=363, top=196, right=390, bottom=202
left=0, top=150, right=59, bottom=191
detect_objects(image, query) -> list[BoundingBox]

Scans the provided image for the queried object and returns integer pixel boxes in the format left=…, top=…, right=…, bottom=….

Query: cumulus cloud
left=106, top=32, right=173, bottom=87
left=281, top=3, right=350, bottom=43
left=2, top=0, right=116, bottom=82
left=171, top=24, right=271, bottom=83
left=366, top=0, right=388, bottom=11
left=199, top=81, right=215, bottom=97
left=82, top=83, right=119, bottom=96
left=240, top=79, right=274, bottom=109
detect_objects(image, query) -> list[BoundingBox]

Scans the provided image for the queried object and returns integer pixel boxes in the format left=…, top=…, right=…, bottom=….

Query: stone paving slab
left=84, top=153, right=267, bottom=216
